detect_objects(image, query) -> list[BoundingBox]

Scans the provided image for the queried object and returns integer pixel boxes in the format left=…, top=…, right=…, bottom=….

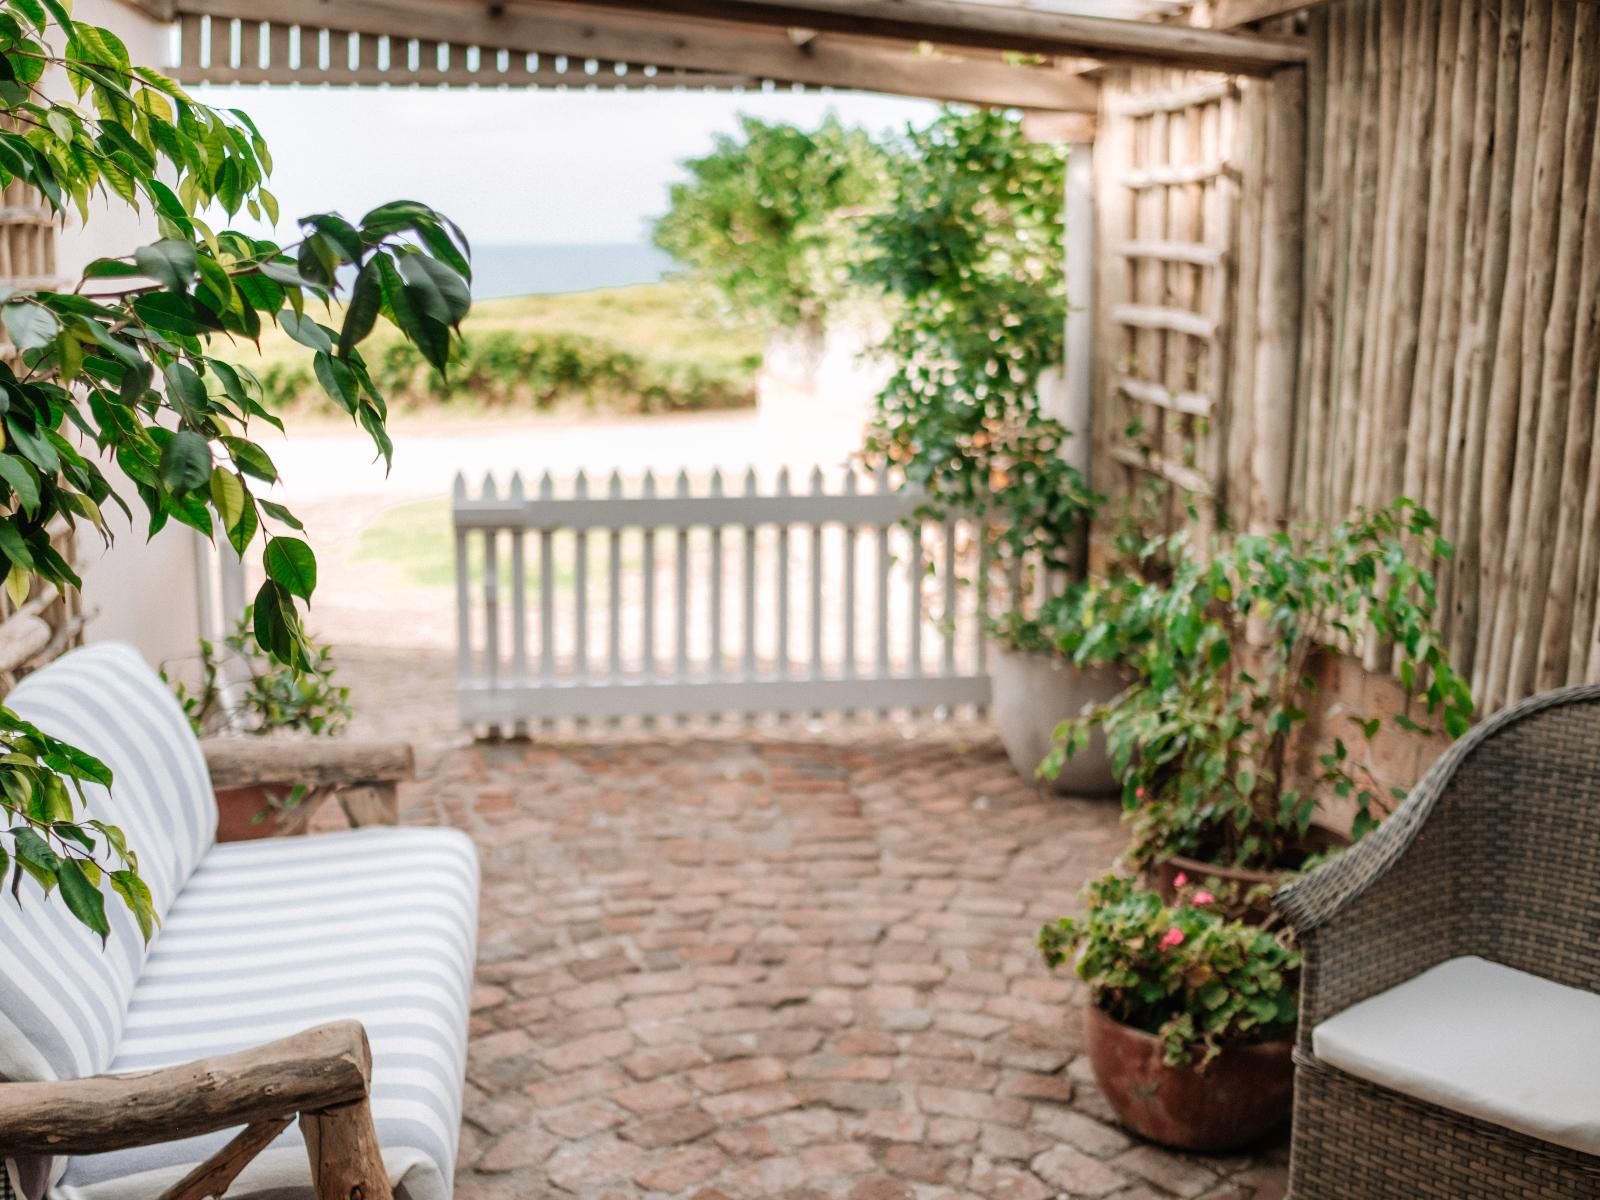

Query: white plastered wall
left=52, top=0, right=208, bottom=672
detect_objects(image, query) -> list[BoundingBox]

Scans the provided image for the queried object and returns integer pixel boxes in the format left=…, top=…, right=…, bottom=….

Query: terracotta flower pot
left=1083, top=1002, right=1294, bottom=1152
left=1145, top=827, right=1352, bottom=924
left=214, top=785, right=306, bottom=843
left=989, top=646, right=1128, bottom=796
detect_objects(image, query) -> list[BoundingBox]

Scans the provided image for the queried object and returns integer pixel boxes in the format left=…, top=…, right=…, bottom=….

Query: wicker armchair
left=1275, top=682, right=1600, bottom=1200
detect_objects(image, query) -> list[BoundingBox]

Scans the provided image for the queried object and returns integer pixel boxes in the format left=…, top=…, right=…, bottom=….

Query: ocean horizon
left=470, top=241, right=678, bottom=300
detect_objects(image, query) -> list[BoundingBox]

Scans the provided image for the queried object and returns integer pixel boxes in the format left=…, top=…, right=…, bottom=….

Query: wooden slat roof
left=149, top=0, right=1307, bottom=107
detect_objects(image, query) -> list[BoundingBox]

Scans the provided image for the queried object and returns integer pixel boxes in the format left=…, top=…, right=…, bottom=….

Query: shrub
left=259, top=328, right=755, bottom=415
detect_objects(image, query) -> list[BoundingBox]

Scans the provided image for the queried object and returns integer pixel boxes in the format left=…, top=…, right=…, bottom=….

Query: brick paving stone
left=620, top=1106, right=719, bottom=1148
left=476, top=1124, right=559, bottom=1172
left=634, top=1144, right=729, bottom=1192
left=1031, top=1145, right=1128, bottom=1196
left=396, top=723, right=1297, bottom=1197
left=1112, top=1145, right=1223, bottom=1197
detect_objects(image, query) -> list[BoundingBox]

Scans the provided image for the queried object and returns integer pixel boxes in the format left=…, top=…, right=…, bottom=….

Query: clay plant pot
left=1145, top=827, right=1352, bottom=924
left=1083, top=1002, right=1294, bottom=1152
left=989, top=646, right=1128, bottom=797
left=214, top=785, right=306, bottom=843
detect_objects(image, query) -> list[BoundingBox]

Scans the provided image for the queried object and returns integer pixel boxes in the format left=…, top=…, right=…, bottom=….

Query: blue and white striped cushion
left=0, top=642, right=217, bottom=1084
left=52, top=826, right=479, bottom=1200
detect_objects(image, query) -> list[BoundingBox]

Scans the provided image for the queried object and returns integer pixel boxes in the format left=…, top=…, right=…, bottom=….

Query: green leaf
left=399, top=253, right=471, bottom=326
left=159, top=429, right=212, bottom=492
left=7, top=419, right=59, bottom=474
left=0, top=455, right=40, bottom=516
left=134, top=238, right=197, bottom=292
left=225, top=489, right=258, bottom=555
left=209, top=466, right=245, bottom=530
left=58, top=858, right=110, bottom=942
left=279, top=309, right=333, bottom=355
left=11, top=825, right=59, bottom=878
left=260, top=499, right=304, bottom=531
left=338, top=258, right=382, bottom=357
left=264, top=536, right=316, bottom=601
left=133, top=292, right=222, bottom=336
left=376, top=253, right=450, bottom=373
left=222, top=436, right=277, bottom=484
left=2, top=303, right=59, bottom=351
left=109, top=869, right=155, bottom=941
left=313, top=352, right=358, bottom=413
left=164, top=361, right=211, bottom=425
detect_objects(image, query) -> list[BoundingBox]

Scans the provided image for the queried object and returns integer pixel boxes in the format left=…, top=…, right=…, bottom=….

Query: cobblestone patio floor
left=406, top=727, right=1289, bottom=1200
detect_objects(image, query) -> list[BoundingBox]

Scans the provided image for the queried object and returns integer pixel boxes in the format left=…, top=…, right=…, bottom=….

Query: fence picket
left=776, top=467, right=791, bottom=679
left=942, top=516, right=958, bottom=679
left=641, top=470, right=656, bottom=677
left=481, top=474, right=500, bottom=694
left=573, top=470, right=589, bottom=681
left=709, top=469, right=725, bottom=677
left=509, top=473, right=527, bottom=734
left=843, top=471, right=858, bottom=679
left=743, top=467, right=758, bottom=679
left=607, top=470, right=623, bottom=680
left=809, top=466, right=825, bottom=679
left=539, top=472, right=555, bottom=682
left=907, top=515, right=923, bottom=682
left=453, top=472, right=471, bottom=703
left=675, top=469, right=691, bottom=681
left=874, top=465, right=892, bottom=683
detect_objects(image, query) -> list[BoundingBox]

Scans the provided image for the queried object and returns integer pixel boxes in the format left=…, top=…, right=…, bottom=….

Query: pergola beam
left=1211, top=0, right=1324, bottom=28
left=170, top=0, right=1100, bottom=110
left=562, top=0, right=1309, bottom=75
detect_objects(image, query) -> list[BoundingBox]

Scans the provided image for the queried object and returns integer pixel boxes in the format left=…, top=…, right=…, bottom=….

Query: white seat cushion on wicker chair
left=50, top=826, right=479, bottom=1200
left=1313, top=955, right=1600, bottom=1156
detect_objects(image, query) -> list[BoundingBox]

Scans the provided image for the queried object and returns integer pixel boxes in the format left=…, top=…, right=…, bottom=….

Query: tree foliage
left=652, top=115, right=888, bottom=331
left=856, top=108, right=1095, bottom=581
left=0, top=1, right=469, bottom=942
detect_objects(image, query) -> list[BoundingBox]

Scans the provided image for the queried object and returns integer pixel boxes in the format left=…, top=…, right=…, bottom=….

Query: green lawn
left=358, top=498, right=642, bottom=591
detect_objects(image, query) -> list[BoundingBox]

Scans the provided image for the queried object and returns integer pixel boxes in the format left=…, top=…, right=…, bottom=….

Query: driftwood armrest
left=0, top=1020, right=370, bottom=1154
left=0, top=1022, right=393, bottom=1200
left=202, top=738, right=414, bottom=829
left=201, top=738, right=414, bottom=791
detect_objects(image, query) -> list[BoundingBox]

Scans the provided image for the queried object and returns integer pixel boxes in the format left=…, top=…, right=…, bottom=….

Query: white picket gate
left=452, top=466, right=1009, bottom=730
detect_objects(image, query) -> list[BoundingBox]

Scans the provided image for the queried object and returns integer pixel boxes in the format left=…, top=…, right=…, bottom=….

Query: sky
left=189, top=86, right=941, bottom=248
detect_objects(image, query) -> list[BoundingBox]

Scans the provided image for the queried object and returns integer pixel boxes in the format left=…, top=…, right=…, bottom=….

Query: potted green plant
left=167, top=606, right=352, bottom=840
left=854, top=109, right=1141, bottom=793
left=1046, top=500, right=1474, bottom=910
left=1039, top=873, right=1299, bottom=1151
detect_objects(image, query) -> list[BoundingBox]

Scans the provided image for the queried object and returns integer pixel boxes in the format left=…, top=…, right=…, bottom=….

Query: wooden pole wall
left=1294, top=0, right=1600, bottom=710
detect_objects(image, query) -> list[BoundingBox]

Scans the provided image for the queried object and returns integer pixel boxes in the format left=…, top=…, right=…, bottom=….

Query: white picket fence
left=453, top=466, right=1016, bottom=730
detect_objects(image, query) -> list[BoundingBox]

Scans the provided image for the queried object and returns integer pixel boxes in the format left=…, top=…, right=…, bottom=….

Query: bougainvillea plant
left=0, top=1, right=469, bottom=942
left=856, top=107, right=1097, bottom=589
left=1039, top=872, right=1300, bottom=1067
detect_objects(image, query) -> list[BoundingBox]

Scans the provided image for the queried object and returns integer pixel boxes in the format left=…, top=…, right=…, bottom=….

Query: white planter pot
left=990, top=646, right=1126, bottom=796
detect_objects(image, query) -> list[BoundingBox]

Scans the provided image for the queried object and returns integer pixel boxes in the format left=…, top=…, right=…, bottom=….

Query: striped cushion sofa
left=0, top=643, right=480, bottom=1200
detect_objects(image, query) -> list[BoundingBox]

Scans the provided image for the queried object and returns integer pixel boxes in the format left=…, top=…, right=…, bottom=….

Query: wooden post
left=300, top=1097, right=394, bottom=1200
left=1064, top=138, right=1096, bottom=484
left=1247, top=65, right=1306, bottom=532
left=338, top=784, right=400, bottom=828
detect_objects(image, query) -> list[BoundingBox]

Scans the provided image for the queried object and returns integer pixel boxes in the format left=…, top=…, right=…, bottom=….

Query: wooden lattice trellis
left=1092, top=69, right=1243, bottom=543
left=0, top=175, right=82, bottom=687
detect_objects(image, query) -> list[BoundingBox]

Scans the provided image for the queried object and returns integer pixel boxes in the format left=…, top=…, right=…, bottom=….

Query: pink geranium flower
left=1159, top=927, right=1185, bottom=951
left=1173, top=872, right=1189, bottom=888
left=1193, top=890, right=1216, bottom=906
